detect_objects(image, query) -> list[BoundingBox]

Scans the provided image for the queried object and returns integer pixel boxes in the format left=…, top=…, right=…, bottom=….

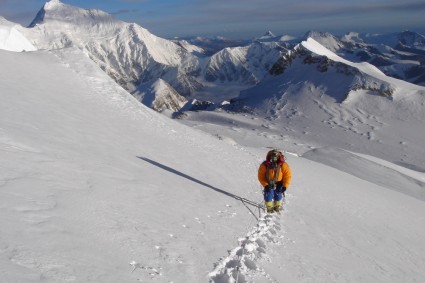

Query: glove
left=282, top=186, right=287, bottom=193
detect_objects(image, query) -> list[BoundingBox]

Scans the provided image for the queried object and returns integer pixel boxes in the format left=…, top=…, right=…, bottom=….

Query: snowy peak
left=254, top=31, right=295, bottom=46
left=264, top=31, right=275, bottom=37
left=44, top=0, right=62, bottom=9
left=303, top=31, right=347, bottom=52
left=301, top=38, right=385, bottom=77
left=23, top=0, right=202, bottom=100
left=29, top=0, right=117, bottom=28
left=205, top=46, right=254, bottom=83
left=13, top=0, right=425, bottom=112
left=205, top=41, right=284, bottom=84
left=304, top=30, right=334, bottom=39
left=174, top=39, right=206, bottom=55
left=256, top=31, right=276, bottom=40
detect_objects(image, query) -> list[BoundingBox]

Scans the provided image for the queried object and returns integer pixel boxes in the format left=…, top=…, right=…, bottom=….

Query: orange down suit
left=258, top=162, right=292, bottom=188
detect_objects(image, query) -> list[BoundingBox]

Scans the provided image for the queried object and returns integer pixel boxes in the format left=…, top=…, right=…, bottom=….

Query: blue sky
left=1, top=0, right=425, bottom=39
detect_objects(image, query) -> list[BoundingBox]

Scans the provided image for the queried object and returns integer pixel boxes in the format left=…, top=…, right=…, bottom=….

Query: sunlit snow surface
left=0, top=17, right=36, bottom=52
left=1, top=2, right=425, bottom=280
left=1, top=42, right=425, bottom=283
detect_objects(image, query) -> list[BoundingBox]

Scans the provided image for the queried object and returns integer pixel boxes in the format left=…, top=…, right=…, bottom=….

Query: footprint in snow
left=130, top=261, right=162, bottom=279
left=209, top=213, right=283, bottom=282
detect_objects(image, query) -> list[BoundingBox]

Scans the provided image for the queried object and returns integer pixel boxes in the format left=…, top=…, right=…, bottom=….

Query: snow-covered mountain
left=6, top=0, right=422, bottom=167
left=18, top=0, right=290, bottom=109
left=5, top=0, right=424, bottom=114
left=199, top=37, right=425, bottom=170
left=132, top=78, right=188, bottom=113
left=306, top=30, right=425, bottom=86
left=2, top=2, right=425, bottom=281
left=363, top=30, right=425, bottom=50
left=2, top=37, right=425, bottom=283
left=204, top=41, right=286, bottom=84
left=360, top=31, right=425, bottom=86
left=267, top=37, right=416, bottom=99
left=23, top=0, right=202, bottom=98
left=304, top=31, right=352, bottom=53
left=254, top=31, right=295, bottom=44
left=174, top=39, right=207, bottom=56
left=255, top=30, right=277, bottom=41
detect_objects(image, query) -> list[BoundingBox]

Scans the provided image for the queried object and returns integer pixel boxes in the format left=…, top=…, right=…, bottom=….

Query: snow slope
left=0, top=47, right=262, bottom=282
left=0, top=17, right=36, bottom=52
left=1, top=41, right=425, bottom=282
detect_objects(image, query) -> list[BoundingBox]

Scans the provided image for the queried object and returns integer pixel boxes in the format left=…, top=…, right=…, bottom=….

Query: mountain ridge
left=1, top=0, right=424, bottom=113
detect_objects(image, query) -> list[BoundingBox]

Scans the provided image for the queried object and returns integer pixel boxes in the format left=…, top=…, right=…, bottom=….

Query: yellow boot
left=265, top=201, right=274, bottom=213
left=274, top=200, right=282, bottom=212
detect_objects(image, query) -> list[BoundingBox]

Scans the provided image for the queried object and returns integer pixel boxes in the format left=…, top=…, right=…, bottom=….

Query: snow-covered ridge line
left=29, top=0, right=115, bottom=28
left=21, top=0, right=202, bottom=102
left=301, top=37, right=424, bottom=91
left=0, top=17, right=36, bottom=52
left=2, top=0, right=425, bottom=114
left=302, top=37, right=385, bottom=76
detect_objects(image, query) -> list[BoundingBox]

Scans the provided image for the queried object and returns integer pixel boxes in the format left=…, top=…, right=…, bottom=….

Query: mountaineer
left=258, top=149, right=292, bottom=213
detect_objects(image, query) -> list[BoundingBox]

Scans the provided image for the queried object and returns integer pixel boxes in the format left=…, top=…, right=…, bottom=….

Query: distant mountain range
left=1, top=0, right=424, bottom=115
